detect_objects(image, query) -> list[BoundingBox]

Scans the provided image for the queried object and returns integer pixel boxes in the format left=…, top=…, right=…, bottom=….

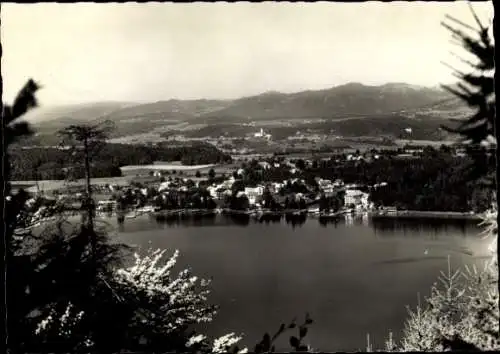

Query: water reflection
left=370, top=217, right=475, bottom=237
left=111, top=211, right=484, bottom=353
left=226, top=214, right=251, bottom=226
left=319, top=217, right=341, bottom=227
left=284, top=213, right=307, bottom=228
left=113, top=212, right=481, bottom=237
left=373, top=256, right=449, bottom=265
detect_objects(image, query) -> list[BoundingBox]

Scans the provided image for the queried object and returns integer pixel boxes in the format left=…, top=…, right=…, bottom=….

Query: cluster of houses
left=199, top=175, right=374, bottom=211
left=88, top=173, right=375, bottom=213
left=20, top=150, right=398, bottom=216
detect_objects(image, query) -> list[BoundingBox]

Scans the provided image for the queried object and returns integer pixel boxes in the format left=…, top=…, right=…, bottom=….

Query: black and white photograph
left=1, top=1, right=497, bottom=352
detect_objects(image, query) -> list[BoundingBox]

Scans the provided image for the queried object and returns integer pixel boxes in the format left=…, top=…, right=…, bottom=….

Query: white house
left=158, top=181, right=170, bottom=192
left=258, top=161, right=271, bottom=170
left=270, top=182, right=283, bottom=194
left=318, top=178, right=331, bottom=186
left=344, top=189, right=370, bottom=210
left=317, top=180, right=331, bottom=192
left=244, top=186, right=264, bottom=205
left=207, top=186, right=218, bottom=199
left=253, top=128, right=272, bottom=140
left=333, top=179, right=344, bottom=187
left=254, top=128, right=265, bottom=138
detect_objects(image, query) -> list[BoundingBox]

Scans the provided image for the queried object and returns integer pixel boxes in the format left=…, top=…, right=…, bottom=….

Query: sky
left=1, top=1, right=494, bottom=106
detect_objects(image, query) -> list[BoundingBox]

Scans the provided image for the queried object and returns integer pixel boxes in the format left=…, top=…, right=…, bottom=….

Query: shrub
left=383, top=207, right=499, bottom=352
left=32, top=246, right=246, bottom=352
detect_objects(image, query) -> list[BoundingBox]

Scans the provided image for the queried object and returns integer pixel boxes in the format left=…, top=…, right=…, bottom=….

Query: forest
left=9, top=142, right=232, bottom=181
left=298, top=148, right=493, bottom=212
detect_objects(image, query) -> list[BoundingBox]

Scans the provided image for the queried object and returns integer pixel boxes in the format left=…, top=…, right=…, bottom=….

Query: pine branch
left=2, top=79, right=41, bottom=125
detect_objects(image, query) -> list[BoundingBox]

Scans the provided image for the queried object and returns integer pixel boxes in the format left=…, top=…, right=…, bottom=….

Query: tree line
left=227, top=147, right=491, bottom=213
left=295, top=149, right=491, bottom=212
left=8, top=142, right=232, bottom=181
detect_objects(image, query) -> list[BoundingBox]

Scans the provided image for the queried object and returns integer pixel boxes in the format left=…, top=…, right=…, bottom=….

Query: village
left=11, top=141, right=480, bottom=228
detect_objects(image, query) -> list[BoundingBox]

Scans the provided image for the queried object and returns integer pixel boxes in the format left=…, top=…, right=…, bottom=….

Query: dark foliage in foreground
left=440, top=8, right=496, bottom=185
left=389, top=7, right=497, bottom=352
left=253, top=314, right=314, bottom=353
left=3, top=79, right=41, bottom=349
left=3, top=82, right=312, bottom=353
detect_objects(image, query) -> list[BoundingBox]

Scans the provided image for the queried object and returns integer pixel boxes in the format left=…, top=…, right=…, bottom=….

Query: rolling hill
left=21, top=82, right=469, bottom=145
left=199, top=82, right=457, bottom=121
left=23, top=101, right=135, bottom=124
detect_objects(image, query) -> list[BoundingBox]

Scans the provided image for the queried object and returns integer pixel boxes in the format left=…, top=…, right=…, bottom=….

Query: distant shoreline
left=121, top=208, right=484, bottom=222
left=369, top=210, right=482, bottom=221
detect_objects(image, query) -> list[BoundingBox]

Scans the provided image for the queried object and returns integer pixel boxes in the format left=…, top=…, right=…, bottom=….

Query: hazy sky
left=1, top=1, right=494, bottom=106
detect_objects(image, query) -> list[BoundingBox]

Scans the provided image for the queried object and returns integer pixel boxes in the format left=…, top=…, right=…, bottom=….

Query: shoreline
left=116, top=208, right=484, bottom=222
left=26, top=207, right=483, bottom=224
left=368, top=210, right=483, bottom=221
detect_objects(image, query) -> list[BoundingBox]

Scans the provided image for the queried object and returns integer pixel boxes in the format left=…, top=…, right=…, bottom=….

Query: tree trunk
left=1, top=109, right=10, bottom=351
left=83, top=138, right=97, bottom=262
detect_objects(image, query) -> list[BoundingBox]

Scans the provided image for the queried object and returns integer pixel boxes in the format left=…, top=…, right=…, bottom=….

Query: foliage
left=2, top=79, right=40, bottom=148
left=367, top=9, right=497, bottom=353
left=111, top=248, right=218, bottom=351
left=148, top=188, right=217, bottom=211
left=318, top=191, right=345, bottom=213
left=253, top=314, right=314, bottom=353
left=208, top=168, right=216, bottom=179
left=2, top=79, right=42, bottom=350
left=9, top=142, right=232, bottom=181
left=33, top=246, right=292, bottom=353
left=13, top=220, right=128, bottom=352
left=302, top=149, right=491, bottom=212
left=380, top=208, right=499, bottom=352
left=225, top=193, right=251, bottom=211
left=440, top=6, right=496, bottom=183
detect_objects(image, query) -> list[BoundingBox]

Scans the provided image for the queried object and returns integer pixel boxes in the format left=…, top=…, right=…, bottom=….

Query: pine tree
left=385, top=6, right=497, bottom=352
left=2, top=79, right=42, bottom=351
left=440, top=4, right=496, bottom=184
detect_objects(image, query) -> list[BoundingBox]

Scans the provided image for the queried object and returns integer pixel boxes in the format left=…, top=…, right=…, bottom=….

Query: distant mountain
left=22, top=82, right=469, bottom=144
left=102, top=99, right=232, bottom=122
left=24, top=101, right=135, bottom=124
left=201, top=83, right=457, bottom=120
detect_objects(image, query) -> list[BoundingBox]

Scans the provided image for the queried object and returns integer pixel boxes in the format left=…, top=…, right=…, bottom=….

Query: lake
left=112, top=214, right=490, bottom=351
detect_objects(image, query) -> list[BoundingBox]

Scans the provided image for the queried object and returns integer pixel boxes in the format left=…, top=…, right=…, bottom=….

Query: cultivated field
left=394, top=139, right=457, bottom=147
left=120, top=163, right=216, bottom=171
left=11, top=177, right=133, bottom=193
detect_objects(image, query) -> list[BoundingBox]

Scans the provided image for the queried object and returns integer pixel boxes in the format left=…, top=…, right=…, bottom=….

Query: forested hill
left=23, top=82, right=468, bottom=133
left=9, top=143, right=232, bottom=181
left=198, top=83, right=462, bottom=121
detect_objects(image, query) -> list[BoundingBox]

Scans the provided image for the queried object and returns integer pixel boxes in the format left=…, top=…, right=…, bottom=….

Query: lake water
left=112, top=214, right=490, bottom=351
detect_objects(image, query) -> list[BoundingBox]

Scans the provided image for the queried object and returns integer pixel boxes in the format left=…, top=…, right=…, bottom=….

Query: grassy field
left=120, top=162, right=238, bottom=178
left=120, top=163, right=216, bottom=171
left=11, top=177, right=133, bottom=193
left=394, top=139, right=457, bottom=147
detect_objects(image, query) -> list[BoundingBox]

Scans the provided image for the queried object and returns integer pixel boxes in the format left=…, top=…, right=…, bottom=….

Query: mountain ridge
left=23, top=82, right=469, bottom=144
